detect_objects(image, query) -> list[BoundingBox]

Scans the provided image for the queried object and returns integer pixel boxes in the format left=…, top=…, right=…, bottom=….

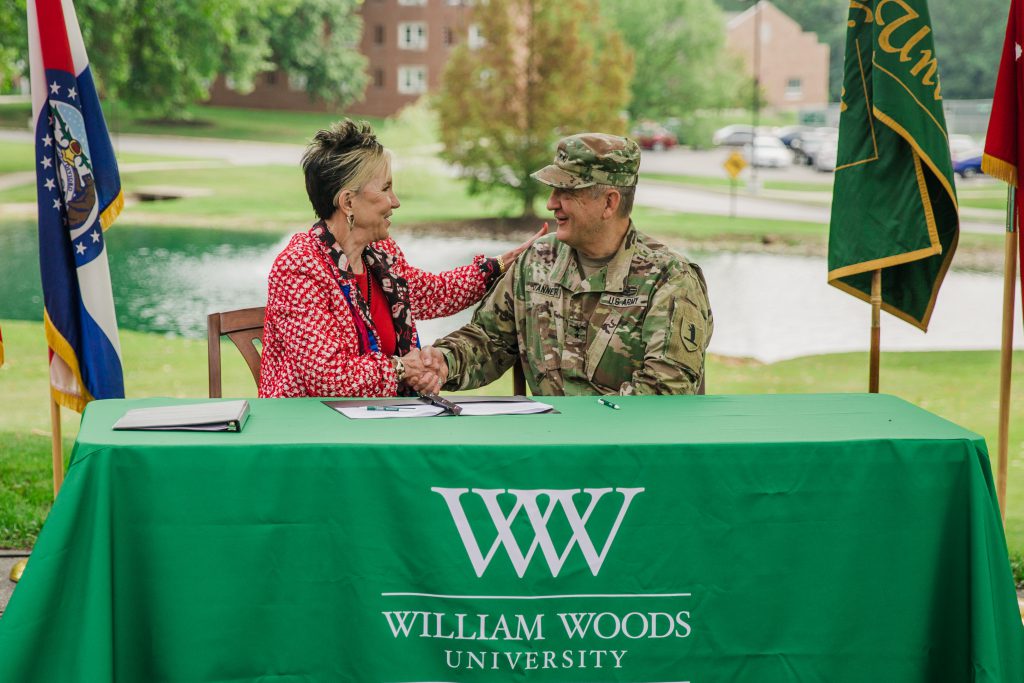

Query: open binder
left=324, top=395, right=555, bottom=419
left=113, top=400, right=251, bottom=432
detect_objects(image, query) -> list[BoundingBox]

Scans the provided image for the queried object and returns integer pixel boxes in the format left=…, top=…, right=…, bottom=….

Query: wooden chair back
left=208, top=307, right=266, bottom=398
left=513, top=362, right=526, bottom=396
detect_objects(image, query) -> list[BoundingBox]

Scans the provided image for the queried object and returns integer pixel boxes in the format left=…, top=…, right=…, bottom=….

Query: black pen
left=597, top=397, right=621, bottom=410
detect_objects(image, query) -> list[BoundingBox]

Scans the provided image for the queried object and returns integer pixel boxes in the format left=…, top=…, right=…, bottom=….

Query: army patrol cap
left=531, top=133, right=640, bottom=189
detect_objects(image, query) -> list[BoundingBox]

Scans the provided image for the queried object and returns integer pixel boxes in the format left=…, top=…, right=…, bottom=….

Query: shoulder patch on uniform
left=532, top=235, right=561, bottom=264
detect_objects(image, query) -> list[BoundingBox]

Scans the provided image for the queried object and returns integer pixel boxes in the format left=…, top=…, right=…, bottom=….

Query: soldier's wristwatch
left=391, top=356, right=406, bottom=383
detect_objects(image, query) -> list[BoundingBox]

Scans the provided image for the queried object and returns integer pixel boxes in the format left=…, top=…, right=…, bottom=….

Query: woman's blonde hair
left=302, top=119, right=389, bottom=220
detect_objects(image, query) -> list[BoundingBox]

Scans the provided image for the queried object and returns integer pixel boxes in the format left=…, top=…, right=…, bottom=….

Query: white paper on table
left=334, top=400, right=554, bottom=418
left=455, top=401, right=554, bottom=416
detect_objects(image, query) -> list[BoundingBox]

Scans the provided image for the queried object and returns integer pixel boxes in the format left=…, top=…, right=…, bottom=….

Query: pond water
left=1, top=222, right=1021, bottom=362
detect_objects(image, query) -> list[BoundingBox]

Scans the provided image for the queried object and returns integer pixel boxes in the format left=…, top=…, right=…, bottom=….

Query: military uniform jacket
left=437, top=224, right=713, bottom=395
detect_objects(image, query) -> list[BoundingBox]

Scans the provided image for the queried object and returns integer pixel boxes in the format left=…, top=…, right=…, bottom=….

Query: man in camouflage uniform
left=429, top=132, right=713, bottom=395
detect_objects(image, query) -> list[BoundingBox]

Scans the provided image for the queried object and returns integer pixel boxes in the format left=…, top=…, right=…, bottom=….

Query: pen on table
left=597, top=397, right=621, bottom=410
left=366, top=406, right=415, bottom=412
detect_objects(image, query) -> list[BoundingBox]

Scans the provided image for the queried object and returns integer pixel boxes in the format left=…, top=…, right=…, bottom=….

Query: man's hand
left=400, top=347, right=449, bottom=394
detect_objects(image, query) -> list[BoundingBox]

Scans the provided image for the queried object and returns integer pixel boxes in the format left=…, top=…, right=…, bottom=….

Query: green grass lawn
left=0, top=140, right=198, bottom=179
left=645, top=172, right=833, bottom=194
left=0, top=140, right=35, bottom=176
left=958, top=193, right=1009, bottom=211
left=631, top=205, right=827, bottom=243
left=0, top=135, right=528, bottom=224
left=0, top=100, right=438, bottom=153
left=3, top=317, right=1024, bottom=552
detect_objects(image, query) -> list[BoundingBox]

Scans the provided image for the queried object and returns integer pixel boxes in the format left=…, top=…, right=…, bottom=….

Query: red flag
left=983, top=0, right=1024, bottom=303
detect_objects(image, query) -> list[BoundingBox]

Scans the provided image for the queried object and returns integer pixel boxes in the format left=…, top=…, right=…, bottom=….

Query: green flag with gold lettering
left=828, top=0, right=958, bottom=330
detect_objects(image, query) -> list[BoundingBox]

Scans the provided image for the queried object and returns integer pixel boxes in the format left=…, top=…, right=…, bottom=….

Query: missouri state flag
left=28, top=0, right=124, bottom=411
left=982, top=0, right=1024, bottom=305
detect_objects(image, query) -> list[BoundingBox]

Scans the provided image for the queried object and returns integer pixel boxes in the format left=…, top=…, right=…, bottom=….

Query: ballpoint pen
left=366, top=406, right=415, bottom=412
left=419, top=392, right=463, bottom=416
left=597, top=397, right=621, bottom=410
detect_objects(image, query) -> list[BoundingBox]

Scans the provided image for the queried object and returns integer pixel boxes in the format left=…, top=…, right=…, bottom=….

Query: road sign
left=724, top=152, right=748, bottom=179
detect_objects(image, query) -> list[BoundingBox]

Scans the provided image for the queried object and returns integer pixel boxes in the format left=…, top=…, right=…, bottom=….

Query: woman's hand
left=496, top=222, right=548, bottom=272
left=400, top=348, right=448, bottom=394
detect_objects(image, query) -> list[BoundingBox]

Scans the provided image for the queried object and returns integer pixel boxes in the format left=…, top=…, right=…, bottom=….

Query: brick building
left=207, top=0, right=478, bottom=117
left=209, top=0, right=830, bottom=117
left=725, top=1, right=830, bottom=110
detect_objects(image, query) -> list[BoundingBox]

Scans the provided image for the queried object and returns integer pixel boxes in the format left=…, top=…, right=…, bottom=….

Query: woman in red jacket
left=258, top=120, right=543, bottom=398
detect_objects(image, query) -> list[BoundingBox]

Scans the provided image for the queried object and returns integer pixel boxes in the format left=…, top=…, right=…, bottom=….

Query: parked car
left=775, top=125, right=811, bottom=149
left=953, top=155, right=984, bottom=178
left=742, top=136, right=794, bottom=168
left=712, top=124, right=755, bottom=147
left=631, top=122, right=678, bottom=151
left=948, top=134, right=979, bottom=163
left=789, top=127, right=839, bottom=166
left=813, top=133, right=840, bottom=172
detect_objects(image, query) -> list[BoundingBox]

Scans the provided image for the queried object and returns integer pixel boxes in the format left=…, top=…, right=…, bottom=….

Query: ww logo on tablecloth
left=432, top=487, right=644, bottom=578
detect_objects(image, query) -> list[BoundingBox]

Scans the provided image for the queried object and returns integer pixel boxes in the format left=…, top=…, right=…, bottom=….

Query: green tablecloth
left=1, top=394, right=1021, bottom=682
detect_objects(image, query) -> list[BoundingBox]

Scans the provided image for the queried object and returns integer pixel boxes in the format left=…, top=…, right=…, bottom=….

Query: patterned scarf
left=311, top=221, right=418, bottom=357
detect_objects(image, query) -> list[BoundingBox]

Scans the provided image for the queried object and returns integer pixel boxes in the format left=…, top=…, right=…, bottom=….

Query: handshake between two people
left=394, top=222, right=547, bottom=395
left=398, top=346, right=449, bottom=394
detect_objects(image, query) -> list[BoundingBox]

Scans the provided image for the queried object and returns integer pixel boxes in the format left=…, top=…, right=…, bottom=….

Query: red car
left=631, top=123, right=678, bottom=151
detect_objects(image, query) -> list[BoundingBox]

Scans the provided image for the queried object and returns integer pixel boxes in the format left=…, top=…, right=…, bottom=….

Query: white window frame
left=398, top=0, right=427, bottom=6
left=785, top=77, right=802, bottom=100
left=468, top=23, right=486, bottom=49
left=397, top=66, right=428, bottom=95
left=398, top=22, right=428, bottom=50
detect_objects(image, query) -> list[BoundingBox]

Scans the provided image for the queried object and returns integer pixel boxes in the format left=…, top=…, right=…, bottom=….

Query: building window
left=374, top=25, right=385, bottom=45
left=442, top=26, right=454, bottom=46
left=289, top=72, right=308, bottom=91
left=785, top=77, right=802, bottom=100
left=265, top=71, right=278, bottom=86
left=374, top=68, right=385, bottom=88
left=447, top=0, right=475, bottom=4
left=398, top=22, right=428, bottom=50
left=398, top=0, right=427, bottom=5
left=397, top=66, right=428, bottom=94
left=468, top=23, right=486, bottom=49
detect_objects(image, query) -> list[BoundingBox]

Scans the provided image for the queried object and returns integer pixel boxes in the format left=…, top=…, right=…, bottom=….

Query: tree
left=434, top=0, right=633, bottom=218
left=0, top=0, right=366, bottom=118
left=927, top=0, right=1006, bottom=101
left=262, top=0, right=368, bottom=109
left=600, top=0, right=746, bottom=122
left=0, top=0, right=26, bottom=94
left=68, top=0, right=271, bottom=118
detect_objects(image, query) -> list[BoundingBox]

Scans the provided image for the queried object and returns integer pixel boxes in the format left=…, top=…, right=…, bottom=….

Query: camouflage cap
left=531, top=133, right=640, bottom=189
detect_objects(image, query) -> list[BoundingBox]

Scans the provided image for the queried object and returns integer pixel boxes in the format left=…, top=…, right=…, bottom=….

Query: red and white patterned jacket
left=258, top=227, right=497, bottom=398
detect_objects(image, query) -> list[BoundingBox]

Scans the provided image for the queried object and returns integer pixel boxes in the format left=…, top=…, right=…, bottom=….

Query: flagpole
left=997, top=185, right=1017, bottom=520
left=869, top=269, right=881, bottom=393
left=50, top=397, right=64, bottom=498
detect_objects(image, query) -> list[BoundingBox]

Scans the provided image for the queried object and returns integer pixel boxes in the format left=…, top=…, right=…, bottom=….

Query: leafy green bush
left=1011, top=552, right=1024, bottom=588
